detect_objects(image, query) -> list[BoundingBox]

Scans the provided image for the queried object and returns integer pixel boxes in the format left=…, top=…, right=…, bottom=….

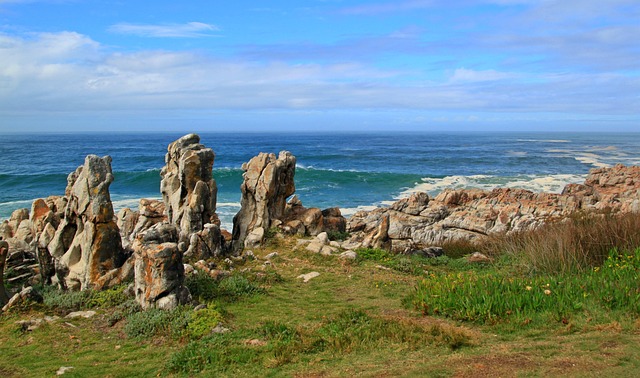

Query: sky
left=0, top=0, right=639, bottom=133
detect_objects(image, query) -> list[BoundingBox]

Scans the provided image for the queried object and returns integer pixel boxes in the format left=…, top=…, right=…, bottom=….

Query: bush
left=186, top=307, right=223, bottom=339
left=42, top=287, right=93, bottom=313
left=185, top=271, right=266, bottom=303
left=327, top=231, right=350, bottom=241
left=124, top=306, right=191, bottom=339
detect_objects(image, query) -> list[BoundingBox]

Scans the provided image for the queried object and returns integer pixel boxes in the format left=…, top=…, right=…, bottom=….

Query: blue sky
left=0, top=0, right=638, bottom=133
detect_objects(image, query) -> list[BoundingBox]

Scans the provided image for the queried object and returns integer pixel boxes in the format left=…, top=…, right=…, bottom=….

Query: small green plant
left=356, top=247, right=394, bottom=262
left=186, top=307, right=223, bottom=339
left=86, top=284, right=129, bottom=308
left=327, top=231, right=350, bottom=241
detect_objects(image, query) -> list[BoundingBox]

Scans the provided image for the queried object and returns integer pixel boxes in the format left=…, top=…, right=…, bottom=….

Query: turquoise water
left=1, top=132, right=639, bottom=230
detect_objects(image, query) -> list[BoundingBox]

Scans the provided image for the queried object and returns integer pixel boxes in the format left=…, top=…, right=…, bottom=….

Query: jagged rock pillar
left=48, top=155, right=126, bottom=290
left=232, top=151, right=296, bottom=252
left=160, top=134, right=218, bottom=241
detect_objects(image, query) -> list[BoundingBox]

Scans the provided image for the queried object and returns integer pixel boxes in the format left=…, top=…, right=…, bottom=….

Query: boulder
left=232, top=151, right=296, bottom=251
left=185, top=223, right=225, bottom=260
left=133, top=232, right=190, bottom=310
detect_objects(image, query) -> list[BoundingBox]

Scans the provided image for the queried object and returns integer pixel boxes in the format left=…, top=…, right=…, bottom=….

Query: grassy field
left=2, top=226, right=640, bottom=377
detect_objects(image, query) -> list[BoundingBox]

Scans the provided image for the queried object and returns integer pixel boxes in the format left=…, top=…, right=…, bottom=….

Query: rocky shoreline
left=1, top=133, right=639, bottom=312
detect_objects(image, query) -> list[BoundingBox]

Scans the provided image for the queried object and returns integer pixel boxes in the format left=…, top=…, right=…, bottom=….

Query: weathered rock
left=339, top=250, right=358, bottom=261
left=346, top=165, right=640, bottom=253
left=185, top=223, right=225, bottom=260
left=45, top=155, right=126, bottom=291
left=161, top=134, right=217, bottom=242
left=133, top=238, right=190, bottom=310
left=2, top=286, right=43, bottom=312
left=232, top=151, right=296, bottom=251
left=116, top=207, right=139, bottom=242
left=0, top=241, right=9, bottom=305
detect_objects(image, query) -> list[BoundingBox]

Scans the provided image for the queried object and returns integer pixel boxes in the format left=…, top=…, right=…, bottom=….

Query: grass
left=409, top=248, right=640, bottom=325
left=2, top=218, right=640, bottom=377
left=482, top=211, right=640, bottom=274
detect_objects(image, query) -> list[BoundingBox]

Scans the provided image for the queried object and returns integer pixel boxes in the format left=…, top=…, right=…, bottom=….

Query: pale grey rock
left=297, top=272, right=320, bottom=282
left=339, top=251, right=358, bottom=261
left=316, top=232, right=329, bottom=246
left=232, top=151, right=296, bottom=251
left=244, top=227, right=265, bottom=249
left=56, top=367, right=74, bottom=376
left=265, top=252, right=279, bottom=260
left=65, top=310, right=97, bottom=319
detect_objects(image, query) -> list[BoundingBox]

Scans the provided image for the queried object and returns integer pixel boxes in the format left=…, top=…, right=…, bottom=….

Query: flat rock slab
left=297, top=272, right=320, bottom=283
left=65, top=310, right=97, bottom=319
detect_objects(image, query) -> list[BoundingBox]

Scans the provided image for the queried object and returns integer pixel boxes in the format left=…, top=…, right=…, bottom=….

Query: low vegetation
left=2, top=211, right=640, bottom=376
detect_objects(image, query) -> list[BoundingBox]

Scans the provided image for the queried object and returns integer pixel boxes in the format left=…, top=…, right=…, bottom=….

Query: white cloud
left=0, top=31, right=638, bottom=120
left=108, top=22, right=219, bottom=38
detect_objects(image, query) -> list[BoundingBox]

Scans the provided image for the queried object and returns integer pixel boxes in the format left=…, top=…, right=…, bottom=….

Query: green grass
left=409, top=248, right=640, bottom=325
left=2, top=233, right=640, bottom=377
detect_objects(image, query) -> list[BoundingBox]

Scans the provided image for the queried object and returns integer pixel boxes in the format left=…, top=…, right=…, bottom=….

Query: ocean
left=1, top=132, right=639, bottom=230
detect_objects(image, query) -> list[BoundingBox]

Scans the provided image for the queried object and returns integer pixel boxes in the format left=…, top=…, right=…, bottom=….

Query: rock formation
left=281, top=196, right=346, bottom=237
left=133, top=223, right=190, bottom=310
left=232, top=151, right=296, bottom=251
left=347, top=164, right=640, bottom=253
left=45, top=155, right=127, bottom=290
left=160, top=134, right=218, bottom=241
left=0, top=240, right=9, bottom=305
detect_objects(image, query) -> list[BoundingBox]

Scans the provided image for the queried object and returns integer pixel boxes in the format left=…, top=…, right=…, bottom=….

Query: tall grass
left=483, top=211, right=640, bottom=273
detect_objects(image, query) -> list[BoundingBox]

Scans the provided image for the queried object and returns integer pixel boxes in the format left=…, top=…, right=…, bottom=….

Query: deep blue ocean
left=1, top=132, right=639, bottom=230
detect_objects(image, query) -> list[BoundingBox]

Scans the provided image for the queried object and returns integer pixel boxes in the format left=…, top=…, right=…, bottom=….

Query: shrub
left=186, top=307, right=223, bottom=339
left=327, top=231, right=350, bottom=241
left=185, top=271, right=219, bottom=302
left=42, top=287, right=93, bottom=313
left=185, top=271, right=265, bottom=303
left=484, top=211, right=640, bottom=273
left=124, top=306, right=191, bottom=339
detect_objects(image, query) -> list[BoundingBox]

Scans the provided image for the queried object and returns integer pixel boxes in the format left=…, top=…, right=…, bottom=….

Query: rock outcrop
left=46, top=155, right=127, bottom=290
left=281, top=196, right=346, bottom=237
left=133, top=223, right=190, bottom=310
left=347, top=164, right=640, bottom=253
left=161, top=134, right=218, bottom=241
left=232, top=151, right=296, bottom=251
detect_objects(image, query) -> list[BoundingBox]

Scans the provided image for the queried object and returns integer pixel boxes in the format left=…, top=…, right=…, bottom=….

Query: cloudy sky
left=0, top=0, right=638, bottom=133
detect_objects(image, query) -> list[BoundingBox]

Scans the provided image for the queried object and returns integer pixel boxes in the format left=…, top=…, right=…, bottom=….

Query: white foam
left=340, top=205, right=380, bottom=217
left=217, top=202, right=241, bottom=208
left=399, top=173, right=586, bottom=198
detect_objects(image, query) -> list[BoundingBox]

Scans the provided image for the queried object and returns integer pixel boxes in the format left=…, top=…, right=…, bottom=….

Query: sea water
left=1, top=132, right=639, bottom=230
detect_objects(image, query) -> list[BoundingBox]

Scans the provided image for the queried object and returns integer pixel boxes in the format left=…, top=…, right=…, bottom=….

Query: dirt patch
left=453, top=353, right=538, bottom=378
